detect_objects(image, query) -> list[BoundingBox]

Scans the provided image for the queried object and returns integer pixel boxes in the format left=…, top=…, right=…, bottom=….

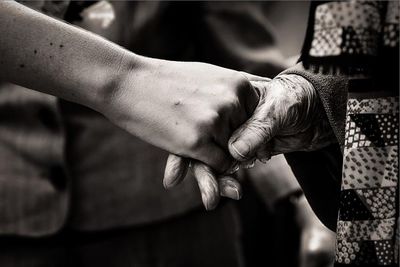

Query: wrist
left=93, top=51, right=150, bottom=115
left=275, top=74, right=321, bottom=133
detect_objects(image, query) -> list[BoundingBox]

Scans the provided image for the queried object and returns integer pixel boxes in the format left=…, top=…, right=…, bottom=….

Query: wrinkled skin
left=229, top=74, right=336, bottom=162
left=164, top=74, right=336, bottom=210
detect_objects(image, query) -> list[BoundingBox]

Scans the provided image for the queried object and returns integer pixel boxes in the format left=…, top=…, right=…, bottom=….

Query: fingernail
left=202, top=194, right=210, bottom=210
left=163, top=180, right=170, bottom=189
left=231, top=140, right=250, bottom=160
left=221, top=185, right=241, bottom=200
left=163, top=180, right=176, bottom=189
left=204, top=199, right=217, bottom=211
left=227, top=186, right=241, bottom=200
left=203, top=192, right=218, bottom=211
left=163, top=174, right=180, bottom=189
left=259, top=157, right=268, bottom=164
left=258, top=154, right=271, bottom=164
left=242, top=159, right=256, bottom=169
left=233, top=186, right=241, bottom=200
left=226, top=161, right=240, bottom=174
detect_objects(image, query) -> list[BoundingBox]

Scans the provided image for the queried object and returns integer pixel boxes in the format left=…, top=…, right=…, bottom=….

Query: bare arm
left=0, top=1, right=136, bottom=110
left=0, top=1, right=263, bottom=183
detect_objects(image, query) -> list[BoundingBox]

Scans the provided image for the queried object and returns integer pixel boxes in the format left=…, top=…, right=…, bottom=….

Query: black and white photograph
left=0, top=0, right=398, bottom=266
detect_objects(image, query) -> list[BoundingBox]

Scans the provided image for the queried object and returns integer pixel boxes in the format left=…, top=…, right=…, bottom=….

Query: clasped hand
left=102, top=59, right=334, bottom=210
left=162, top=72, right=336, bottom=210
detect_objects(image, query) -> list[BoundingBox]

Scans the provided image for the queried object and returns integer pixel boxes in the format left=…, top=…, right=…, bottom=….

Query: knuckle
left=206, top=110, right=221, bottom=124
left=183, top=131, right=206, bottom=151
left=220, top=92, right=241, bottom=112
left=232, top=74, right=251, bottom=93
left=226, top=92, right=240, bottom=106
left=247, top=118, right=273, bottom=142
left=196, top=110, right=221, bottom=130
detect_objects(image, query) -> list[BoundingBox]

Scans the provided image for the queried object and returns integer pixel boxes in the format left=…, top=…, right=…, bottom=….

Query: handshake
left=103, top=59, right=336, bottom=210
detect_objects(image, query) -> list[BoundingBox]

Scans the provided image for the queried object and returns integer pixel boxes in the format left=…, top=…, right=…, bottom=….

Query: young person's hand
left=103, top=59, right=263, bottom=175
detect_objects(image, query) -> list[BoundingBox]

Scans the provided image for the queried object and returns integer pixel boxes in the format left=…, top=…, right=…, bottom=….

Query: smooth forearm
left=0, top=1, right=143, bottom=112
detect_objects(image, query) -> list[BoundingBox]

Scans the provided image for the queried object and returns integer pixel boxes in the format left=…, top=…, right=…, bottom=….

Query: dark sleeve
left=285, top=144, right=342, bottom=231
left=281, top=62, right=347, bottom=230
left=196, top=2, right=288, bottom=77
left=281, top=62, right=348, bottom=146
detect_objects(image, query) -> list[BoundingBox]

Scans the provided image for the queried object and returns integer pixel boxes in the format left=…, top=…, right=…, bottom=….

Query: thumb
left=228, top=103, right=279, bottom=161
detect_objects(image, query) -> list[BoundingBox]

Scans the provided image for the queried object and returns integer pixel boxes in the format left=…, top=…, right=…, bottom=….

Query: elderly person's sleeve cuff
left=279, top=62, right=348, bottom=147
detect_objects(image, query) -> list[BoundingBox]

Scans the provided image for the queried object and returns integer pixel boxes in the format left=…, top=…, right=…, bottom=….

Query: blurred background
left=0, top=1, right=336, bottom=267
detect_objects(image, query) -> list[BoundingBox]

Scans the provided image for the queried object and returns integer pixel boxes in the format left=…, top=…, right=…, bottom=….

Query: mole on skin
left=59, top=44, right=64, bottom=48
left=34, top=50, right=37, bottom=54
left=174, top=100, right=181, bottom=106
left=19, top=64, right=24, bottom=68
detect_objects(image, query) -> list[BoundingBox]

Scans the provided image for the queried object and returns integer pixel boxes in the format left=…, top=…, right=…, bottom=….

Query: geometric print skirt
left=335, top=96, right=399, bottom=266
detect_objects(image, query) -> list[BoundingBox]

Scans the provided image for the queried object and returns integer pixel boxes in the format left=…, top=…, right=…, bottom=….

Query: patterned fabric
left=337, top=219, right=396, bottom=241
left=310, top=1, right=381, bottom=57
left=306, top=1, right=399, bottom=266
left=337, top=96, right=398, bottom=266
left=342, top=146, right=398, bottom=190
left=383, top=1, right=399, bottom=48
left=345, top=114, right=398, bottom=148
left=336, top=239, right=396, bottom=265
left=347, top=98, right=399, bottom=115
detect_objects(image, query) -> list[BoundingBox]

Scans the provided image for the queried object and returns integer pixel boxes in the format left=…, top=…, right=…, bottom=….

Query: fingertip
left=240, top=158, right=256, bottom=169
left=201, top=179, right=220, bottom=210
left=219, top=177, right=242, bottom=200
left=203, top=190, right=220, bottom=211
left=229, top=139, right=250, bottom=161
left=163, top=154, right=189, bottom=189
left=192, top=162, right=220, bottom=210
left=225, top=161, right=240, bottom=175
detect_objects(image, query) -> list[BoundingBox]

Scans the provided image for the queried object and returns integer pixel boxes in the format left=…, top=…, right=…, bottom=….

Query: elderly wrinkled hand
left=228, top=74, right=336, bottom=163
